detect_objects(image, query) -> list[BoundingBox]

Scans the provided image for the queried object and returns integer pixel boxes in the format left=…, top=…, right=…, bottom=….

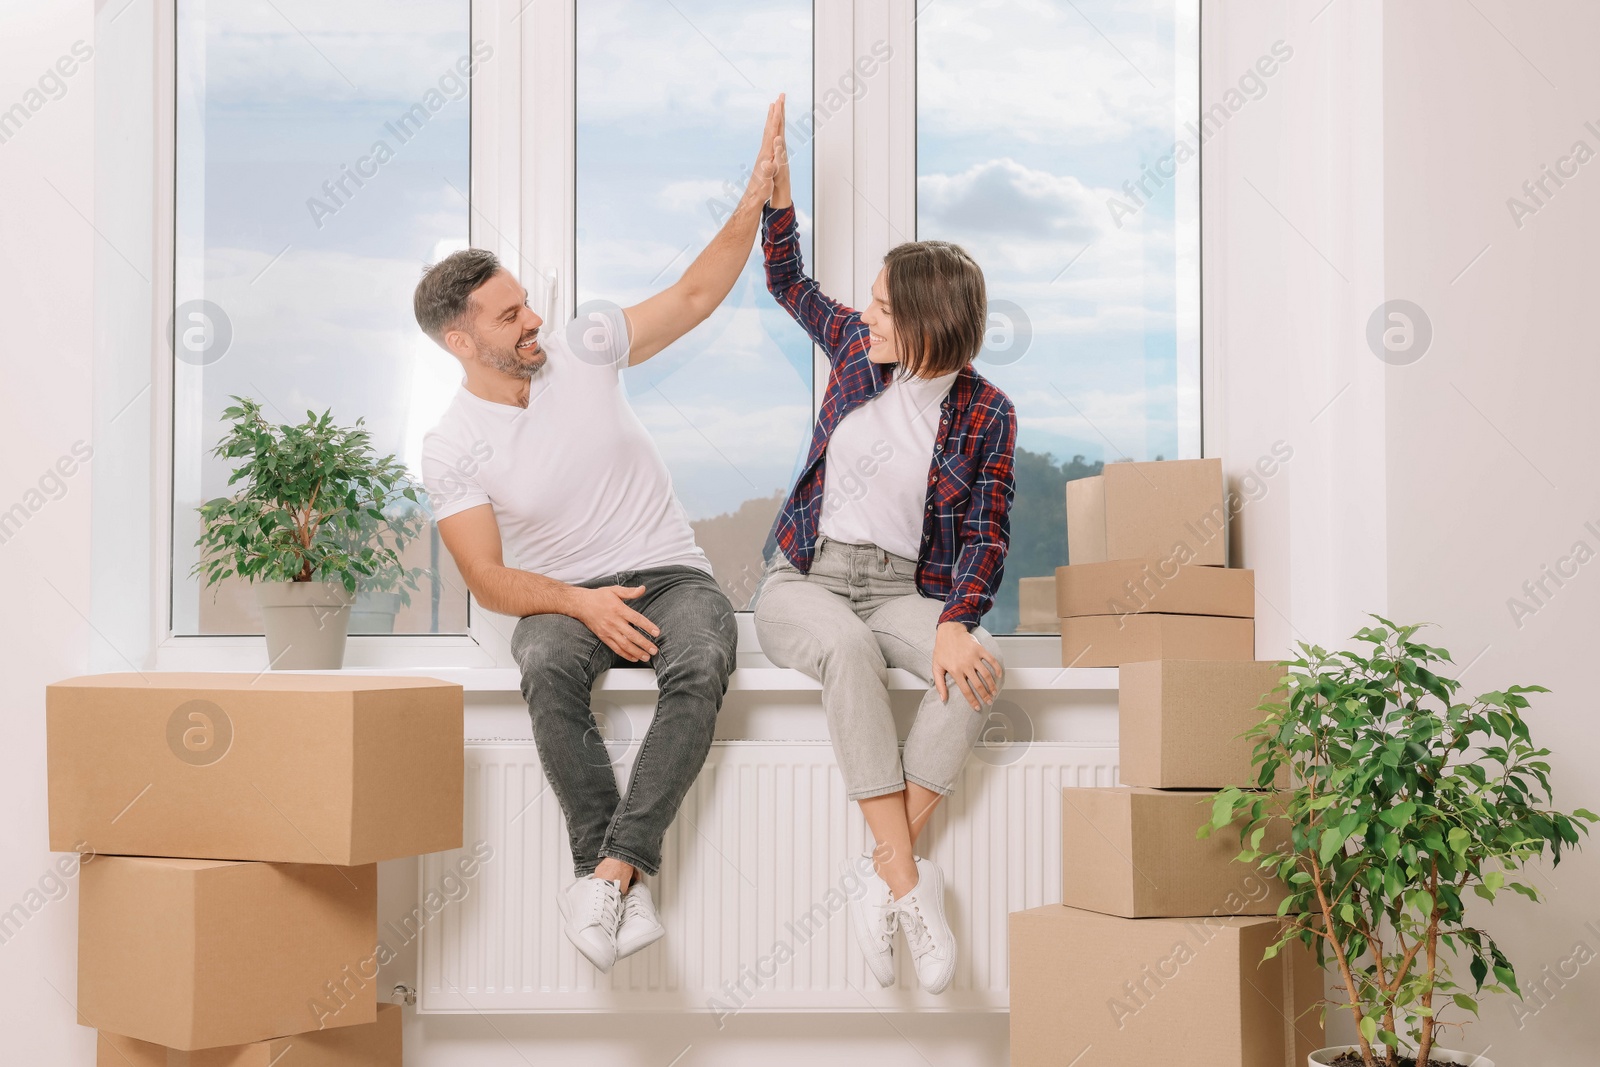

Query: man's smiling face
left=453, top=269, right=546, bottom=378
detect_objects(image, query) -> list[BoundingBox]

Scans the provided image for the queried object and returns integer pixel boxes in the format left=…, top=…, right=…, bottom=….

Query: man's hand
left=568, top=585, right=660, bottom=663
left=748, top=93, right=783, bottom=206
left=931, top=621, right=1002, bottom=711
left=621, top=96, right=786, bottom=366
left=770, top=94, right=792, bottom=210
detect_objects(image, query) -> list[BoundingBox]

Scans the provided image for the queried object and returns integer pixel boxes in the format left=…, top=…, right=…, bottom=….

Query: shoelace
left=585, top=881, right=623, bottom=931
left=899, top=900, right=934, bottom=958
left=622, top=889, right=649, bottom=924
left=872, top=898, right=898, bottom=949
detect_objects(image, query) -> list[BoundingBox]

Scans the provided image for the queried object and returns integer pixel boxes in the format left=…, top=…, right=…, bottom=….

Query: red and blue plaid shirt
left=762, top=204, right=1017, bottom=628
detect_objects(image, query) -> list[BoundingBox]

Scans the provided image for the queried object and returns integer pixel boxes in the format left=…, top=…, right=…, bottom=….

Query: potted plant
left=192, top=396, right=420, bottom=668
left=1203, top=616, right=1595, bottom=1067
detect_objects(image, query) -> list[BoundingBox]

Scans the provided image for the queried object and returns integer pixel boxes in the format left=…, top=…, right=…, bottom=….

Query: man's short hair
left=414, top=248, right=504, bottom=346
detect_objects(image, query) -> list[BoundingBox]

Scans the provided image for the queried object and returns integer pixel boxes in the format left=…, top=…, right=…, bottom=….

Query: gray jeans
left=510, top=565, right=737, bottom=877
left=752, top=536, right=1002, bottom=801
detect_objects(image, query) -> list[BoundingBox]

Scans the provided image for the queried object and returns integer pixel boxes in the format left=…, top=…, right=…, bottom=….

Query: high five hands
left=747, top=94, right=792, bottom=211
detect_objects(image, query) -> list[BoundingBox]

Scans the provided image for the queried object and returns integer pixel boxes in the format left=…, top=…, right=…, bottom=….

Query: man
left=414, top=100, right=783, bottom=972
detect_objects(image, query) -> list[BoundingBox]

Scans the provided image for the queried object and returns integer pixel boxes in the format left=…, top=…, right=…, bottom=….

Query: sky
left=170, top=0, right=1199, bottom=635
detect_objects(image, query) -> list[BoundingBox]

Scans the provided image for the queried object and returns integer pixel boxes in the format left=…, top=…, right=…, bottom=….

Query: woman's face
left=859, top=267, right=901, bottom=365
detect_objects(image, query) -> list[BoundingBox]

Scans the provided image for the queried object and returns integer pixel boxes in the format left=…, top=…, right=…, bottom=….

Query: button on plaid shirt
left=762, top=203, right=1017, bottom=627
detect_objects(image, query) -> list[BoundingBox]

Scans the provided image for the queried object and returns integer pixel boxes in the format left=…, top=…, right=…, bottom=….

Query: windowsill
left=149, top=620, right=1100, bottom=689
left=306, top=664, right=1118, bottom=693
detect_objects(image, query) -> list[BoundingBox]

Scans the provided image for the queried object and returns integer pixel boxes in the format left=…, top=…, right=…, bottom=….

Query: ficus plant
left=320, top=497, right=431, bottom=607
left=1202, top=616, right=1596, bottom=1067
left=192, top=396, right=423, bottom=595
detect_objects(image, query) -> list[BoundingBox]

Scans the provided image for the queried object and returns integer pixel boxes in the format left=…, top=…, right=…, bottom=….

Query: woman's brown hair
left=881, top=240, right=988, bottom=378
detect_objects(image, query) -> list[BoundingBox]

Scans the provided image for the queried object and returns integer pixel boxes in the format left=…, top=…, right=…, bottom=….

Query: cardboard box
left=96, top=1003, right=402, bottom=1066
left=1062, top=787, right=1288, bottom=918
left=1055, top=561, right=1254, bottom=619
left=79, top=857, right=378, bottom=1050
left=1067, top=458, right=1227, bottom=567
left=1018, top=576, right=1062, bottom=633
left=1061, top=614, right=1254, bottom=667
left=1120, top=660, right=1289, bottom=789
left=1010, top=905, right=1324, bottom=1067
left=48, top=673, right=463, bottom=863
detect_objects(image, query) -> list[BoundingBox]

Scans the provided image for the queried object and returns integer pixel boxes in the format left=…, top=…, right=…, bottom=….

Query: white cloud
left=657, top=178, right=734, bottom=218
left=918, top=0, right=1179, bottom=145
left=920, top=158, right=1104, bottom=244
left=577, top=0, right=811, bottom=126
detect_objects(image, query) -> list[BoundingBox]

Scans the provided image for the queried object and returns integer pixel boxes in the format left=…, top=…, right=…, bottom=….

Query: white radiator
left=418, top=739, right=1117, bottom=1013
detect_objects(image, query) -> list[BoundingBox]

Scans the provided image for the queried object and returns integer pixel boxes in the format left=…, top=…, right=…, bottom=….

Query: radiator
left=417, top=739, right=1117, bottom=1013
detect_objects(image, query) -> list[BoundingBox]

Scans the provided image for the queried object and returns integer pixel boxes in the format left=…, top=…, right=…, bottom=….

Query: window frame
left=115, top=0, right=1197, bottom=672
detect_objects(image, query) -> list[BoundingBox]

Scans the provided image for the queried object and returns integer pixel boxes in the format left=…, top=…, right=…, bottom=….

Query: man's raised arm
left=621, top=95, right=786, bottom=366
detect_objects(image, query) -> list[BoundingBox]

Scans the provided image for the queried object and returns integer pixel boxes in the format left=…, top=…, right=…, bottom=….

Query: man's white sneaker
left=615, top=881, right=666, bottom=962
left=845, top=855, right=898, bottom=987
left=558, top=876, right=623, bottom=972
left=892, top=857, right=956, bottom=994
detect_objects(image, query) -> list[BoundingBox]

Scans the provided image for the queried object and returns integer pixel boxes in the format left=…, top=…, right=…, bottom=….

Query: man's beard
left=474, top=327, right=546, bottom=379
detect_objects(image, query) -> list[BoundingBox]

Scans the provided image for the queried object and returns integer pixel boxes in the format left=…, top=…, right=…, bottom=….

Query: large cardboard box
left=1120, top=660, right=1289, bottom=789
left=1066, top=457, right=1227, bottom=567
left=96, top=1003, right=402, bottom=1066
left=1061, top=787, right=1288, bottom=918
left=47, top=673, right=463, bottom=863
left=1010, top=905, right=1324, bottom=1067
left=1061, top=614, right=1254, bottom=667
left=1018, top=576, right=1062, bottom=633
left=79, top=857, right=378, bottom=1050
left=1055, top=561, right=1254, bottom=619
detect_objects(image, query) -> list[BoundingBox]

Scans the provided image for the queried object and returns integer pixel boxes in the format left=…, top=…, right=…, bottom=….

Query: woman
left=752, top=99, right=1017, bottom=995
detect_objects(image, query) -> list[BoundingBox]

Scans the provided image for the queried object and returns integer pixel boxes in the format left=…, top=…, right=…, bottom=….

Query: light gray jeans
left=752, top=535, right=1003, bottom=801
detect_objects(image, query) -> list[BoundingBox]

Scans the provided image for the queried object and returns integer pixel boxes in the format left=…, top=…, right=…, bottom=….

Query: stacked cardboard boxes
left=46, top=673, right=464, bottom=1063
left=1055, top=457, right=1255, bottom=666
left=1011, top=458, right=1322, bottom=1065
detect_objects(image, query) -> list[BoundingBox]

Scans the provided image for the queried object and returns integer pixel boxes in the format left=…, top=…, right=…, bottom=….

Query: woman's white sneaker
left=845, top=855, right=898, bottom=987
left=558, top=876, right=623, bottom=972
left=615, top=881, right=666, bottom=961
left=892, top=858, right=956, bottom=994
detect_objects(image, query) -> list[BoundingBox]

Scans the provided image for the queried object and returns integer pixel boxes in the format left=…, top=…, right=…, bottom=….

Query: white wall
left=5, top=0, right=1594, bottom=1063
left=1383, top=2, right=1600, bottom=1062
left=0, top=0, right=100, bottom=1062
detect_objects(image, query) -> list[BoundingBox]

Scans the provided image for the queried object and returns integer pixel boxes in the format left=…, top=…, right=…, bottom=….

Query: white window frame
left=90, top=0, right=1194, bottom=673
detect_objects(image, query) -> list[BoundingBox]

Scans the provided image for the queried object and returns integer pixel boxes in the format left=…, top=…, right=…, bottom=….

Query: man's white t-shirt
left=420, top=306, right=711, bottom=584
left=818, top=369, right=959, bottom=561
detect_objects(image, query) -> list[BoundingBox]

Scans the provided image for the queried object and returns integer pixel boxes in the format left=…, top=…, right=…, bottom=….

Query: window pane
left=918, top=0, right=1201, bottom=635
left=172, top=0, right=472, bottom=635
left=577, top=0, right=814, bottom=611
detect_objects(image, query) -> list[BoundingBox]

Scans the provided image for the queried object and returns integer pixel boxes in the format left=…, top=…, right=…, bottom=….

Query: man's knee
left=513, top=615, right=595, bottom=698
left=656, top=590, right=738, bottom=692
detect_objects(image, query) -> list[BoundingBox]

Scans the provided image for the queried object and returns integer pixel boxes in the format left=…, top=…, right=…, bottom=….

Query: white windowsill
left=307, top=664, right=1118, bottom=693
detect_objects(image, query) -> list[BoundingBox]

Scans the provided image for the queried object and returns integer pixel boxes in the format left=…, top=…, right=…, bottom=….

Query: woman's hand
left=769, top=94, right=792, bottom=210
left=931, top=621, right=1002, bottom=711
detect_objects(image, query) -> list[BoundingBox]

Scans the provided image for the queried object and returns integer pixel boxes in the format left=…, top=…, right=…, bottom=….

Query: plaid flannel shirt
left=761, top=203, right=1017, bottom=627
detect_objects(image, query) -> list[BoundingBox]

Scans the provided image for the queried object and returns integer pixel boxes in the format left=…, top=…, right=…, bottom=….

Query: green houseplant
left=325, top=497, right=431, bottom=634
left=1203, top=617, right=1595, bottom=1067
left=192, top=396, right=420, bottom=668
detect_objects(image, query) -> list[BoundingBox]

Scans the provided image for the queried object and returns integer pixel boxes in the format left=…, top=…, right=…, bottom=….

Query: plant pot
left=256, top=580, right=354, bottom=669
left=1310, top=1046, right=1495, bottom=1067
left=348, top=589, right=403, bottom=634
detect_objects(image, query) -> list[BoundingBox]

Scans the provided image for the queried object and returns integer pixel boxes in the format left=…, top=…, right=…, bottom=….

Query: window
left=171, top=0, right=473, bottom=636
left=162, top=0, right=1199, bottom=653
left=576, top=0, right=814, bottom=611
left=918, top=0, right=1201, bottom=633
